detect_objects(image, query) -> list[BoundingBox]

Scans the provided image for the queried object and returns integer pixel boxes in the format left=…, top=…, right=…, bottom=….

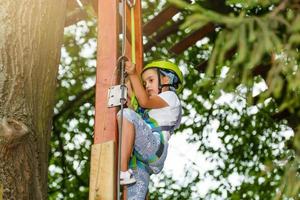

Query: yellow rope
left=130, top=6, right=136, bottom=64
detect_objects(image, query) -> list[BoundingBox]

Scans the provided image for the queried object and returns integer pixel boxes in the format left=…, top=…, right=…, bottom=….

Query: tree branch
left=53, top=85, right=95, bottom=122
left=269, top=0, right=289, bottom=17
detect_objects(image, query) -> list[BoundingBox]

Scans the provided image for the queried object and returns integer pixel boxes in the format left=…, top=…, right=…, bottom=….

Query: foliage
left=48, top=0, right=300, bottom=199
left=48, top=19, right=96, bottom=199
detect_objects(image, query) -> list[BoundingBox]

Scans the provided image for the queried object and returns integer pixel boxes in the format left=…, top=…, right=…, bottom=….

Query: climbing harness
left=128, top=104, right=182, bottom=174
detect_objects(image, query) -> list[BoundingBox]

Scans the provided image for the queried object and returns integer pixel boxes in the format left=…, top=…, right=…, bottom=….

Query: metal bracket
left=107, top=85, right=127, bottom=108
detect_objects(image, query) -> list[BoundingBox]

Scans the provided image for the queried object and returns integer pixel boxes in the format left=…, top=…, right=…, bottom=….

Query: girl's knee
left=117, top=108, right=134, bottom=122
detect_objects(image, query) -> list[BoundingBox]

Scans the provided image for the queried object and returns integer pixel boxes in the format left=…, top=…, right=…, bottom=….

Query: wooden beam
left=94, top=0, right=118, bottom=144
left=91, top=0, right=119, bottom=199
left=89, top=141, right=115, bottom=200
left=196, top=47, right=236, bottom=73
left=81, top=0, right=98, bottom=14
left=65, top=0, right=86, bottom=27
left=65, top=8, right=87, bottom=27
left=144, top=20, right=182, bottom=52
left=143, top=6, right=179, bottom=36
left=170, top=23, right=215, bottom=54
left=65, top=0, right=98, bottom=27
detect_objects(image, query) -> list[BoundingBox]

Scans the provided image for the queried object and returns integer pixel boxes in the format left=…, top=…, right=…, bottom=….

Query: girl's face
left=142, top=68, right=169, bottom=97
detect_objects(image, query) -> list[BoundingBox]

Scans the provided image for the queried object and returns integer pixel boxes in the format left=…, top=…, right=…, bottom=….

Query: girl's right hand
left=125, top=61, right=136, bottom=75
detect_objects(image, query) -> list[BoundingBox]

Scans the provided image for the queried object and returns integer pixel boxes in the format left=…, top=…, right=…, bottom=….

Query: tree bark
left=0, top=0, right=66, bottom=199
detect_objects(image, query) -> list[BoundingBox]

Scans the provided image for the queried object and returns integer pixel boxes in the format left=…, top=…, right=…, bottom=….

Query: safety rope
left=116, top=1, right=136, bottom=200
left=93, top=0, right=131, bottom=199
left=116, top=1, right=127, bottom=199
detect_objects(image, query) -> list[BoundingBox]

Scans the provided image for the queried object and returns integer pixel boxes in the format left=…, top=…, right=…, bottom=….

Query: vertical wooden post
left=89, top=0, right=144, bottom=199
left=89, top=0, right=119, bottom=199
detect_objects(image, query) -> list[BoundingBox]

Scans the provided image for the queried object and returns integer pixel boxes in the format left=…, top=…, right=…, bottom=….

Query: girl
left=118, top=60, right=183, bottom=199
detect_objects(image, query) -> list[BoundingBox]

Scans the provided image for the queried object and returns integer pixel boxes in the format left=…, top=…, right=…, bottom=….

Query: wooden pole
left=89, top=0, right=143, bottom=199
left=89, top=0, right=119, bottom=199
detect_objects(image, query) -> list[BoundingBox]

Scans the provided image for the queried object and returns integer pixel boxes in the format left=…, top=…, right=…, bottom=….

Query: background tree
left=49, top=0, right=300, bottom=199
left=0, top=0, right=66, bottom=199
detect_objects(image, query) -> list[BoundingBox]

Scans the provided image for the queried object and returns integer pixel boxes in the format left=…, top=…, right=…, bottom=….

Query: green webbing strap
left=129, top=106, right=165, bottom=171
left=130, top=93, right=139, bottom=111
left=130, top=6, right=136, bottom=64
left=127, top=0, right=136, bottom=64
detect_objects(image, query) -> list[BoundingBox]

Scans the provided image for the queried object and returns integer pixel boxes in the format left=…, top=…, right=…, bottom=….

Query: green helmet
left=143, top=60, right=184, bottom=93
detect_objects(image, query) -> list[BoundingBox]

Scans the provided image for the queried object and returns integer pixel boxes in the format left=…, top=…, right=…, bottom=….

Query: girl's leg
left=127, top=166, right=149, bottom=200
left=119, top=117, right=135, bottom=171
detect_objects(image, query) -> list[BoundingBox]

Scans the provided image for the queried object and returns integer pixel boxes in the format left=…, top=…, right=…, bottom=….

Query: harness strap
left=151, top=126, right=175, bottom=133
left=129, top=130, right=165, bottom=172
left=128, top=95, right=181, bottom=171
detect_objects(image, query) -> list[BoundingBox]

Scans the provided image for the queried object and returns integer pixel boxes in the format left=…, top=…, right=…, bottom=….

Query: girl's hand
left=125, top=61, right=136, bottom=75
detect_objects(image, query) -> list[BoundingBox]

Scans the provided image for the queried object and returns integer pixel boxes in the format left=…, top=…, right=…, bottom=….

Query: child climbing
left=117, top=60, right=183, bottom=199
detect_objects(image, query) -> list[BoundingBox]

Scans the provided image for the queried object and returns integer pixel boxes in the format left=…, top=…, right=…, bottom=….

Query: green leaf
left=256, top=18, right=272, bottom=51
left=168, top=0, right=191, bottom=9
left=233, top=23, right=247, bottom=66
left=269, top=31, right=282, bottom=51
left=248, top=19, right=256, bottom=43
left=245, top=39, right=264, bottom=69
left=288, top=34, right=300, bottom=45
left=290, top=15, right=300, bottom=32
left=207, top=31, right=224, bottom=76
left=181, top=14, right=209, bottom=30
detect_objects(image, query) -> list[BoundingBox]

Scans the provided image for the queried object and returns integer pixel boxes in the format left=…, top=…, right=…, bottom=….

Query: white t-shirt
left=148, top=91, right=181, bottom=128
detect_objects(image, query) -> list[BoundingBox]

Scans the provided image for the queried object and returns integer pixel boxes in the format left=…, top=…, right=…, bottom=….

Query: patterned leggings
left=118, top=108, right=169, bottom=200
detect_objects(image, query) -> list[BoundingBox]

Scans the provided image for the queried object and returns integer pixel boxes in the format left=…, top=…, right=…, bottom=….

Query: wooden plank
left=170, top=23, right=215, bottom=54
left=91, top=1, right=119, bottom=199
left=89, top=141, right=115, bottom=200
left=81, top=0, right=98, bottom=14
left=196, top=47, right=236, bottom=72
left=65, top=0, right=86, bottom=27
left=144, top=20, right=182, bottom=52
left=65, top=0, right=98, bottom=27
left=65, top=9, right=87, bottom=27
left=94, top=0, right=118, bottom=144
left=143, top=6, right=179, bottom=36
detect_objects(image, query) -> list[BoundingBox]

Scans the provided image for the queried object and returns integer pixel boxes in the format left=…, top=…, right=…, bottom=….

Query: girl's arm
left=125, top=61, right=168, bottom=109
left=125, top=77, right=134, bottom=109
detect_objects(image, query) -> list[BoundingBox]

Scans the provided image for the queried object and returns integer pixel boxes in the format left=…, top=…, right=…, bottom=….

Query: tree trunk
left=0, top=0, right=66, bottom=199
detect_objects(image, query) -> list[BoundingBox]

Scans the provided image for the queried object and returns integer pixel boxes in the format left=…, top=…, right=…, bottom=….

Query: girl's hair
left=159, top=69, right=180, bottom=92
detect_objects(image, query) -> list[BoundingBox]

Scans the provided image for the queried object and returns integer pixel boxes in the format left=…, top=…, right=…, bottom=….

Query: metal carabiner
left=126, top=0, right=136, bottom=8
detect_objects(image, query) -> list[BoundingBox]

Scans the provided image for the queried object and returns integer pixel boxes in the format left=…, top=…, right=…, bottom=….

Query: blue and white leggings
left=118, top=108, right=169, bottom=200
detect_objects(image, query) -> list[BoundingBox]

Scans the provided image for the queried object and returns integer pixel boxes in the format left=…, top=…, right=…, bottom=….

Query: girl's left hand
left=125, top=61, right=136, bottom=75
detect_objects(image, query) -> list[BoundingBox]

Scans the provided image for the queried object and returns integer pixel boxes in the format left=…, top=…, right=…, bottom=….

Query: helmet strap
left=157, top=69, right=163, bottom=93
left=157, top=68, right=178, bottom=93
